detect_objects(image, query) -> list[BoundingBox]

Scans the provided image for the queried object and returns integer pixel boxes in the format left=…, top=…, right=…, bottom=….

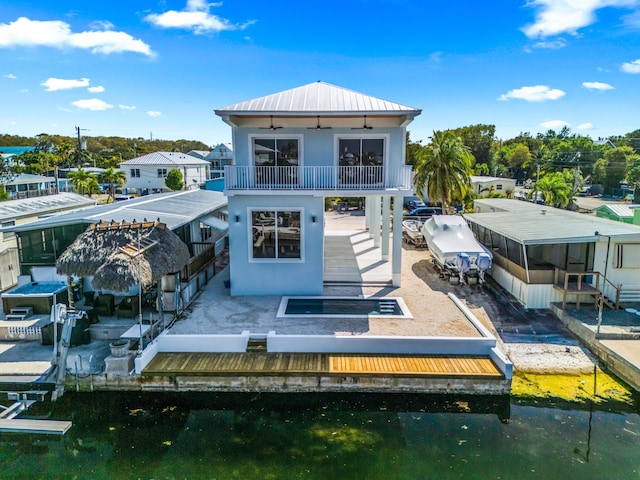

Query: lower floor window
left=251, top=210, right=301, bottom=259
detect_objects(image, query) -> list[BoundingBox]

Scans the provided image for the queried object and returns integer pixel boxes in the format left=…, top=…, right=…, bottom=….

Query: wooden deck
left=142, top=352, right=503, bottom=379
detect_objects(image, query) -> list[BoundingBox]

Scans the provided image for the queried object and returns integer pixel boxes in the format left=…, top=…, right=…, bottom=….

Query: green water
left=1, top=392, right=638, bottom=479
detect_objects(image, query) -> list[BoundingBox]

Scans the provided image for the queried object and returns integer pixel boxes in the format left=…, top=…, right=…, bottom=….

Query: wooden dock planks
left=142, top=353, right=503, bottom=378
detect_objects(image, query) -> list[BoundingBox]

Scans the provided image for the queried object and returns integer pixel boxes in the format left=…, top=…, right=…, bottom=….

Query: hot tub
left=2, top=281, right=68, bottom=315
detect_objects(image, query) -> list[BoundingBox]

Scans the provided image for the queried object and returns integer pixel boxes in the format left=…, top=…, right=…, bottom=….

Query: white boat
left=421, top=215, right=492, bottom=284
left=402, top=219, right=426, bottom=247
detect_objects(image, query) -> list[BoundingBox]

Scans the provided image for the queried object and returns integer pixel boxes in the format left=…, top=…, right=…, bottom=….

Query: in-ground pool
left=277, top=296, right=412, bottom=318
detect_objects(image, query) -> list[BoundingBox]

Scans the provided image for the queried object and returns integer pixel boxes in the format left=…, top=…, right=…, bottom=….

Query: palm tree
left=68, top=169, right=100, bottom=196
left=413, top=131, right=473, bottom=211
left=532, top=172, right=571, bottom=208
left=99, top=167, right=127, bottom=203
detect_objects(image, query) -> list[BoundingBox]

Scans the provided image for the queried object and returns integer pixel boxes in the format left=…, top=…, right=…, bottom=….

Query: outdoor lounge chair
left=117, top=295, right=139, bottom=318
left=93, top=293, right=115, bottom=316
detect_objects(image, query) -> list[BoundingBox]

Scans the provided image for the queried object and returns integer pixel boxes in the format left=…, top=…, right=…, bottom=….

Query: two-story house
left=215, top=81, right=421, bottom=296
left=120, top=152, right=210, bottom=195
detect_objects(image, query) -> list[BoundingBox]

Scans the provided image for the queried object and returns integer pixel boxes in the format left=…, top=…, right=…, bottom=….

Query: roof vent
left=541, top=209, right=547, bottom=215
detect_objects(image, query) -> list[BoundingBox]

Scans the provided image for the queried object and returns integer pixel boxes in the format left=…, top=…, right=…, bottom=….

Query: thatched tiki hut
left=56, top=219, right=190, bottom=293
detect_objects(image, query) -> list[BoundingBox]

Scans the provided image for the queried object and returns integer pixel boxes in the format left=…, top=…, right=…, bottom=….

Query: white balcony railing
left=224, top=165, right=412, bottom=191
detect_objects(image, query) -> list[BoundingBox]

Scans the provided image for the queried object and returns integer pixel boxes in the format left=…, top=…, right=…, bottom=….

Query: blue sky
left=1, top=0, right=639, bottom=146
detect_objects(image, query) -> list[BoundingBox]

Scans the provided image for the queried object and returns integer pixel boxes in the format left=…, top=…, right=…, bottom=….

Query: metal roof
left=465, top=202, right=640, bottom=245
left=215, top=81, right=421, bottom=116
left=0, top=193, right=96, bottom=222
left=473, top=198, right=546, bottom=213
left=3, top=189, right=227, bottom=233
left=1, top=174, right=61, bottom=186
left=594, top=203, right=636, bottom=218
left=120, top=152, right=211, bottom=166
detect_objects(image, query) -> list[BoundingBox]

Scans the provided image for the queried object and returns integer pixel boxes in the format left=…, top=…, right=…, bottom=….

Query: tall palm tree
left=533, top=172, right=571, bottom=208
left=99, top=167, right=127, bottom=203
left=68, top=169, right=100, bottom=196
left=413, top=131, right=473, bottom=210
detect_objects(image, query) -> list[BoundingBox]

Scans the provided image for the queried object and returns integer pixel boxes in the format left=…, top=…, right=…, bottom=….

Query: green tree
left=165, top=168, right=184, bottom=191
left=99, top=167, right=127, bottom=203
left=449, top=124, right=496, bottom=167
left=413, top=131, right=473, bottom=210
left=533, top=172, right=571, bottom=208
left=68, top=169, right=100, bottom=196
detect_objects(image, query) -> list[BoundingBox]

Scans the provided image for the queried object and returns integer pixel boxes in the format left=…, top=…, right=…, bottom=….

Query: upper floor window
left=338, top=137, right=384, bottom=185
left=253, top=138, right=299, bottom=185
left=130, top=168, right=140, bottom=178
left=157, top=168, right=168, bottom=178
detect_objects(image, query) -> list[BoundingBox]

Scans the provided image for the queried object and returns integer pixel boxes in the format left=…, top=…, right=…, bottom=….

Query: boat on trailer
left=421, top=215, right=492, bottom=285
left=402, top=219, right=427, bottom=247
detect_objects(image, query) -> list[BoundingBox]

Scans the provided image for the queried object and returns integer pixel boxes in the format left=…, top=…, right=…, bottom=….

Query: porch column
left=392, top=194, right=403, bottom=287
left=366, top=197, right=372, bottom=236
left=372, top=196, right=381, bottom=247
left=381, top=196, right=390, bottom=260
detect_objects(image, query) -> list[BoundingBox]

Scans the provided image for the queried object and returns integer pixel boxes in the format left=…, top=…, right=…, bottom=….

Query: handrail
left=554, top=268, right=621, bottom=309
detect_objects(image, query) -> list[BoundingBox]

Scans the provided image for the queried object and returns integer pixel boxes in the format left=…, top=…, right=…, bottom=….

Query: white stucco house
left=214, top=81, right=421, bottom=296
left=120, top=152, right=210, bottom=195
left=470, top=176, right=516, bottom=197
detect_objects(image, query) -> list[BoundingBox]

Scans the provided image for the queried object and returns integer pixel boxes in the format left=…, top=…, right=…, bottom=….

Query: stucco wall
left=227, top=195, right=325, bottom=295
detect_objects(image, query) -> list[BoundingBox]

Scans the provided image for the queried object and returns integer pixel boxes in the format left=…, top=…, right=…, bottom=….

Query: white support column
left=392, top=194, right=403, bottom=287
left=381, top=196, right=390, bottom=260
left=364, top=195, right=373, bottom=238
left=372, top=196, right=381, bottom=247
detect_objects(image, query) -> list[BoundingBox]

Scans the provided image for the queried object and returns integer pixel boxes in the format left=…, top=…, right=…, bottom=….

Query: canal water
left=1, top=392, right=638, bottom=479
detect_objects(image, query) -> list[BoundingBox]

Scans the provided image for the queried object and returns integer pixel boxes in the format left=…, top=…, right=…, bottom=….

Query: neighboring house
left=3, top=189, right=229, bottom=309
left=470, top=176, right=516, bottom=197
left=0, top=146, right=34, bottom=168
left=2, top=174, right=74, bottom=199
left=465, top=198, right=640, bottom=309
left=120, top=152, right=210, bottom=195
left=215, top=81, right=421, bottom=295
left=187, top=150, right=211, bottom=160
left=594, top=203, right=640, bottom=225
left=0, top=192, right=96, bottom=290
left=205, top=143, right=234, bottom=178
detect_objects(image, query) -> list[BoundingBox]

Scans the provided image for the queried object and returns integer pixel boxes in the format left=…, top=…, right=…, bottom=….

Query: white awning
left=200, top=215, right=228, bottom=231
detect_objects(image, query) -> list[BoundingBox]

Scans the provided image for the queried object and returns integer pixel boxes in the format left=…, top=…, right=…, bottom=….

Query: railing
left=182, top=242, right=216, bottom=281
left=553, top=268, right=623, bottom=310
left=224, top=165, right=413, bottom=191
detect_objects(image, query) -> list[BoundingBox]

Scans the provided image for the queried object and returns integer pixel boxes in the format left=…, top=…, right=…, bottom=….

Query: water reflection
left=1, top=392, right=638, bottom=479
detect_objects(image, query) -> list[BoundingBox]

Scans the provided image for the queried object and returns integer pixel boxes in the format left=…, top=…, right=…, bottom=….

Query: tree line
left=0, top=133, right=207, bottom=201
left=408, top=125, right=640, bottom=210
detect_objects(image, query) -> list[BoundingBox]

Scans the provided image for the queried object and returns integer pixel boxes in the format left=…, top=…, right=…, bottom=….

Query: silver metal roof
left=465, top=201, right=640, bottom=245
left=215, top=81, right=421, bottom=116
left=3, top=190, right=227, bottom=233
left=473, top=198, right=546, bottom=213
left=0, top=193, right=96, bottom=222
left=594, top=203, right=636, bottom=218
left=120, top=152, right=211, bottom=166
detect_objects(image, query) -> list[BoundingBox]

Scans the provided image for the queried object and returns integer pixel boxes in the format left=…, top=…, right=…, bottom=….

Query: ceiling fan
left=351, top=115, right=373, bottom=130
left=259, top=115, right=283, bottom=130
left=307, top=115, right=331, bottom=130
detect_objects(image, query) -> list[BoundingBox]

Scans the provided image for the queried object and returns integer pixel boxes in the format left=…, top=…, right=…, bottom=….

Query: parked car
left=403, top=196, right=426, bottom=210
left=403, top=206, right=443, bottom=221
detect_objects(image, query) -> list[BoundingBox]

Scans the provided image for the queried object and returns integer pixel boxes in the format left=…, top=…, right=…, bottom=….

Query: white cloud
left=522, top=0, right=638, bottom=38
left=72, top=98, right=113, bottom=111
left=498, top=85, right=566, bottom=102
left=0, top=17, right=155, bottom=56
left=88, top=85, right=105, bottom=93
left=119, top=104, right=136, bottom=110
left=577, top=122, right=594, bottom=130
left=531, top=38, right=567, bottom=49
left=540, top=119, right=569, bottom=129
left=147, top=111, right=162, bottom=117
left=41, top=77, right=89, bottom=91
left=581, top=81, right=614, bottom=90
left=3, top=73, right=16, bottom=79
left=621, top=58, right=640, bottom=73
left=145, top=0, right=254, bottom=34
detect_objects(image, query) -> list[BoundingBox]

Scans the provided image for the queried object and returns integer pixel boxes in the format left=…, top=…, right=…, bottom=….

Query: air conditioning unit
left=159, top=291, right=177, bottom=312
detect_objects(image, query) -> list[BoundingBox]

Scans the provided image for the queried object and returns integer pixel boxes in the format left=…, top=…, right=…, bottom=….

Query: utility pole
left=75, top=126, right=88, bottom=168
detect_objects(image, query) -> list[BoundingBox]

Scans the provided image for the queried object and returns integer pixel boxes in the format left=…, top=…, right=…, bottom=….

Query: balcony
left=224, top=165, right=413, bottom=193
